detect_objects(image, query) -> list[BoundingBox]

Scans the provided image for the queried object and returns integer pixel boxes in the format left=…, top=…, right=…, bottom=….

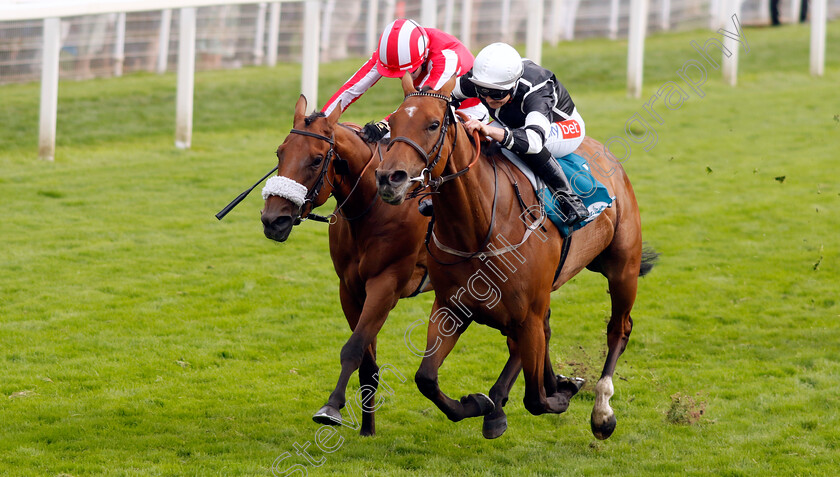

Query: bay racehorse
left=375, top=76, right=656, bottom=439
left=261, top=96, right=431, bottom=435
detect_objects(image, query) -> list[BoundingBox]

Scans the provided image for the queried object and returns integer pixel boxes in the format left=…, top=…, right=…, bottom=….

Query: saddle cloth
left=499, top=148, right=615, bottom=238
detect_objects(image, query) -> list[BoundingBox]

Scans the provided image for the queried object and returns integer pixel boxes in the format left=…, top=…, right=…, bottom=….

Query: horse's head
left=261, top=95, right=341, bottom=242
left=376, top=75, right=456, bottom=205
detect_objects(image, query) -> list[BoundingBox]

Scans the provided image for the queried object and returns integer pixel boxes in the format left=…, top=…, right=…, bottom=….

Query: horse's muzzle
left=376, top=169, right=409, bottom=205
left=262, top=215, right=295, bottom=242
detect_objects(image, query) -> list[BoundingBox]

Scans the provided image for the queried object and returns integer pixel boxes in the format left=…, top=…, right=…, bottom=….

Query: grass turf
left=1, top=21, right=839, bottom=476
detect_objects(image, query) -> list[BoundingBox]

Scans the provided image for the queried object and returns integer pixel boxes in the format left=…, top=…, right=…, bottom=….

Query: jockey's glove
left=360, top=120, right=390, bottom=142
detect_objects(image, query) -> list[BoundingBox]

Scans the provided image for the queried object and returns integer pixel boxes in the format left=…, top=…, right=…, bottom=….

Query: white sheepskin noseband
left=261, top=176, right=308, bottom=207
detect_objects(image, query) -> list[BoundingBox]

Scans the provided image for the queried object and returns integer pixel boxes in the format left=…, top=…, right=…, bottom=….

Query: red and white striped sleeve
left=420, top=48, right=461, bottom=91
left=417, top=28, right=474, bottom=91
left=321, top=55, right=383, bottom=115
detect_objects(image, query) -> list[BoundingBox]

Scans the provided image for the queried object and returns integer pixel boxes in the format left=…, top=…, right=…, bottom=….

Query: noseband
left=264, top=127, right=379, bottom=224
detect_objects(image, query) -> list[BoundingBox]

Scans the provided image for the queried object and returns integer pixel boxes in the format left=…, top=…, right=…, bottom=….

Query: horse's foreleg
left=591, top=269, right=638, bottom=440
left=415, top=302, right=494, bottom=422
left=357, top=338, right=378, bottom=436
left=315, top=278, right=396, bottom=433
left=518, top=311, right=550, bottom=416
left=483, top=337, right=521, bottom=439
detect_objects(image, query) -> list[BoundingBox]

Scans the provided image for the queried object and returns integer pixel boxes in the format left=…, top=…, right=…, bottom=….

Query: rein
left=426, top=154, right=499, bottom=265
left=330, top=128, right=380, bottom=221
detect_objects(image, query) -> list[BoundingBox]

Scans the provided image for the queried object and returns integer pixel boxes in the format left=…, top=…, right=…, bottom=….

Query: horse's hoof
left=590, top=413, right=617, bottom=440
left=461, top=393, right=495, bottom=417
left=472, top=393, right=496, bottom=416
left=545, top=394, right=571, bottom=414
left=557, top=375, right=585, bottom=396
left=312, top=405, right=342, bottom=426
left=482, top=414, right=508, bottom=439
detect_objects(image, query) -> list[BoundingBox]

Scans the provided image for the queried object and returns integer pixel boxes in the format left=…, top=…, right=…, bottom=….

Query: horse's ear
left=327, top=101, right=342, bottom=126
left=401, top=74, right=417, bottom=96
left=294, top=94, right=307, bottom=121
left=438, top=76, right=457, bottom=96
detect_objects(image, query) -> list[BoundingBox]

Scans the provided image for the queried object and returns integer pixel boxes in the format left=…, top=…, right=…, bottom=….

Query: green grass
left=2, top=22, right=839, bottom=476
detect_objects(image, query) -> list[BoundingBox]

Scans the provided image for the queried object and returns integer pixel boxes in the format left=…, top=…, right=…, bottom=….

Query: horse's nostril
left=262, top=214, right=291, bottom=230
left=389, top=170, right=408, bottom=185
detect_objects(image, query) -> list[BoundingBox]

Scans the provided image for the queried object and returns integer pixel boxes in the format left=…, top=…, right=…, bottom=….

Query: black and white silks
left=452, top=60, right=576, bottom=156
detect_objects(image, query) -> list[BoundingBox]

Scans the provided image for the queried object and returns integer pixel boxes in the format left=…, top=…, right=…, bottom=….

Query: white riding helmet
left=470, top=42, right=524, bottom=91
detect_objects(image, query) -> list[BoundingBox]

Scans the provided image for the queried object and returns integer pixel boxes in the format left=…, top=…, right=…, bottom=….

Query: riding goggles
left=475, top=86, right=512, bottom=100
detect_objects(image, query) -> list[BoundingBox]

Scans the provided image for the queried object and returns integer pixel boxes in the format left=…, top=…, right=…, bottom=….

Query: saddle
left=499, top=148, right=615, bottom=237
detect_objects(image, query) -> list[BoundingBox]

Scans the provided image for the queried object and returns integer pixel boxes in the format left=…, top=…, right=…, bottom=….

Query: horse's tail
left=639, top=244, right=659, bottom=277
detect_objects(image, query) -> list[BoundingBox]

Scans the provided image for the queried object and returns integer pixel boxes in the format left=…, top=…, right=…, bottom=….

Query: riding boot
left=525, top=148, right=590, bottom=226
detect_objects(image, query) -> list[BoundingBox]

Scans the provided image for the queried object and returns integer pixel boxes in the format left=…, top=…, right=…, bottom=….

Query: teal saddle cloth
left=536, top=152, right=615, bottom=237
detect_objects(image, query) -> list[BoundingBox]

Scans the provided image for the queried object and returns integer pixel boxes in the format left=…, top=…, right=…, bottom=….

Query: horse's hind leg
left=541, top=308, right=583, bottom=413
left=415, top=301, right=494, bottom=422
left=482, top=308, right=585, bottom=438
left=517, top=309, right=554, bottom=416
left=591, top=255, right=640, bottom=440
left=542, top=309, right=558, bottom=396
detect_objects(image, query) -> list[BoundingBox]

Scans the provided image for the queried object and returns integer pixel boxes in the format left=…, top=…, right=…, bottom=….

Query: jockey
left=321, top=18, right=486, bottom=142
left=453, top=42, right=590, bottom=227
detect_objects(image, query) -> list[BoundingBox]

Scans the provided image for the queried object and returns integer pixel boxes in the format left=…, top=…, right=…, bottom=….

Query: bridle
left=285, top=128, right=337, bottom=222
left=386, top=91, right=498, bottom=264
left=386, top=91, right=482, bottom=197
left=283, top=127, right=378, bottom=224
left=387, top=91, right=455, bottom=194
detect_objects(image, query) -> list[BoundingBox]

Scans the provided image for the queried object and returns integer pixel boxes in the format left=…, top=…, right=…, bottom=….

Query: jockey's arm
left=321, top=55, right=381, bottom=115
left=501, top=88, right=555, bottom=155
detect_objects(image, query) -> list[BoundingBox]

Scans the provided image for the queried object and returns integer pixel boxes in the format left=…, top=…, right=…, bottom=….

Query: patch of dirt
left=666, top=392, right=707, bottom=425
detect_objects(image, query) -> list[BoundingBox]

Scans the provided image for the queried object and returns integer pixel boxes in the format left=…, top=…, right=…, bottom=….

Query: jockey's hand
left=463, top=118, right=504, bottom=143
left=360, top=120, right=390, bottom=142
left=463, top=118, right=488, bottom=136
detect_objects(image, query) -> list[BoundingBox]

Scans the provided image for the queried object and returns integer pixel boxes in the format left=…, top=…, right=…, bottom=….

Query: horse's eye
left=312, top=155, right=324, bottom=167
left=428, top=121, right=440, bottom=131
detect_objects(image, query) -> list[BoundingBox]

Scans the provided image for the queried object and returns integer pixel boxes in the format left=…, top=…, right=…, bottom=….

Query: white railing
left=1, top=0, right=316, bottom=160
left=1, top=0, right=833, bottom=160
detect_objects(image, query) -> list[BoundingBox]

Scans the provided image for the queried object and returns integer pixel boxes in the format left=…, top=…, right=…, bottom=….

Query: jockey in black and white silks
left=452, top=42, right=590, bottom=226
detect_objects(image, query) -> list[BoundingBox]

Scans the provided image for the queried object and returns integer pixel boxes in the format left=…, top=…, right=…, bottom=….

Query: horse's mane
left=304, top=111, right=326, bottom=126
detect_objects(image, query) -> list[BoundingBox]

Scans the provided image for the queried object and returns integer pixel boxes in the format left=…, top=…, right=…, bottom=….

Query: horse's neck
left=432, top=130, right=496, bottom=250
left=332, top=125, right=378, bottom=217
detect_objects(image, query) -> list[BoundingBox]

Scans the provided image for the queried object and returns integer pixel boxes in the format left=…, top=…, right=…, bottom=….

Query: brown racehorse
left=375, top=76, right=656, bottom=439
left=260, top=95, right=539, bottom=437
left=261, top=96, right=432, bottom=436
